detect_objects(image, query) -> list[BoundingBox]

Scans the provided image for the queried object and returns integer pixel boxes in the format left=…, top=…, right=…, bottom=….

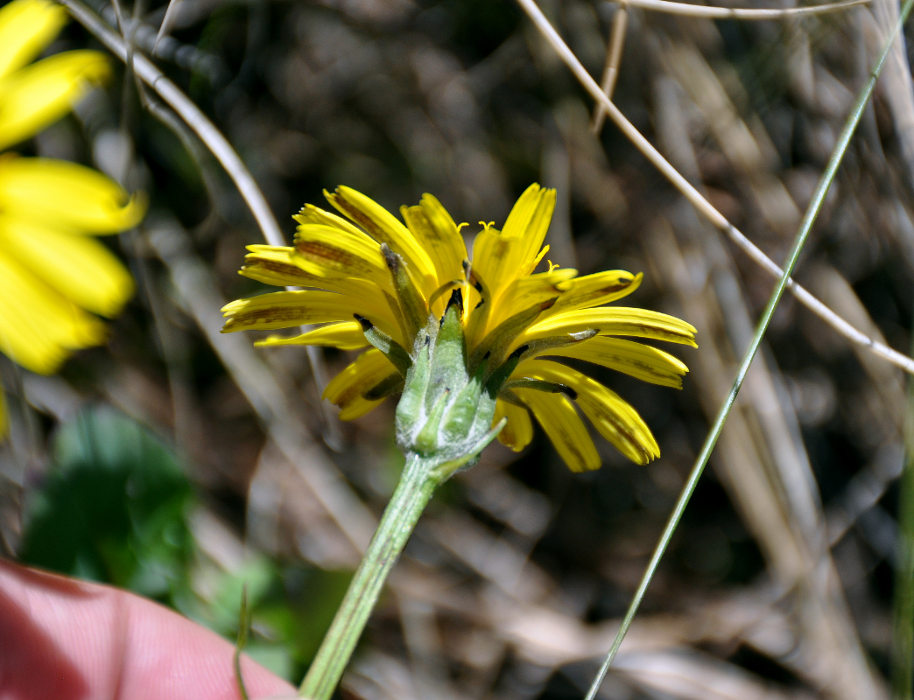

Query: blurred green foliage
left=19, top=407, right=195, bottom=599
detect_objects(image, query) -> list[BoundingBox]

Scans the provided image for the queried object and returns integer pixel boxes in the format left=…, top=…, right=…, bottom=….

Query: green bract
left=394, top=295, right=503, bottom=474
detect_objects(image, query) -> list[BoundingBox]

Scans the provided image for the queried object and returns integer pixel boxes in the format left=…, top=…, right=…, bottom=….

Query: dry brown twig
left=591, top=2, right=628, bottom=132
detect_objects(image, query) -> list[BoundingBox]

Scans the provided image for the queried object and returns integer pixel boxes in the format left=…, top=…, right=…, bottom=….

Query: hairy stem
left=299, top=453, right=440, bottom=699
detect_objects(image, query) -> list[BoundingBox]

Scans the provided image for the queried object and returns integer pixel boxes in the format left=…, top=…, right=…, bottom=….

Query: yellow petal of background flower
left=513, top=388, right=600, bottom=472
left=0, top=157, right=145, bottom=232
left=323, top=348, right=398, bottom=420
left=0, top=51, right=109, bottom=150
left=493, top=399, right=534, bottom=452
left=0, top=249, right=105, bottom=374
left=256, top=321, right=368, bottom=350
left=0, top=0, right=66, bottom=80
left=0, top=213, right=133, bottom=316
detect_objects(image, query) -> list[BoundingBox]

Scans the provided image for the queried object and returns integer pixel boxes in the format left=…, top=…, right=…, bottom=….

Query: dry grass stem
left=610, top=0, right=870, bottom=19
left=651, top=218, right=884, bottom=698
left=517, top=0, right=914, bottom=376
left=59, top=0, right=285, bottom=247
left=591, top=4, right=628, bottom=133
left=147, top=224, right=375, bottom=555
left=61, top=0, right=346, bottom=445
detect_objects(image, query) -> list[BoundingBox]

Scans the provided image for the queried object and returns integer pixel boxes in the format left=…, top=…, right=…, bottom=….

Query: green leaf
left=19, top=406, right=194, bottom=601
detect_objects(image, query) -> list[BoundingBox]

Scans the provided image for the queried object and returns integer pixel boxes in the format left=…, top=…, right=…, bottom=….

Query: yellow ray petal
left=241, top=244, right=400, bottom=325
left=221, top=288, right=404, bottom=345
left=222, top=290, right=357, bottom=332
left=323, top=348, right=398, bottom=419
left=493, top=398, right=534, bottom=452
left=551, top=270, right=643, bottom=313
left=519, top=359, right=660, bottom=464
left=519, top=307, right=698, bottom=349
left=0, top=249, right=105, bottom=374
left=0, top=51, right=110, bottom=150
left=0, top=213, right=133, bottom=316
left=325, top=186, right=437, bottom=293
left=501, top=183, right=556, bottom=273
left=240, top=245, right=320, bottom=287
left=256, top=321, right=368, bottom=350
left=400, top=193, right=468, bottom=289
left=294, top=201, right=366, bottom=237
left=293, top=223, right=389, bottom=287
left=469, top=222, right=512, bottom=300
left=538, top=336, right=689, bottom=388
left=512, top=388, right=600, bottom=471
left=471, top=185, right=556, bottom=306
left=0, top=0, right=66, bottom=79
left=482, top=266, right=577, bottom=336
left=0, top=157, right=145, bottom=232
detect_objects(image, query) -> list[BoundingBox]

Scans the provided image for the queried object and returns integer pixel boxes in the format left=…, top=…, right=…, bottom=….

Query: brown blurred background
left=3, top=0, right=914, bottom=697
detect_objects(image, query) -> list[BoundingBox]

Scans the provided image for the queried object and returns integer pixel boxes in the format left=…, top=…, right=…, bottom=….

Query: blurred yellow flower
left=223, top=185, right=695, bottom=471
left=0, top=0, right=145, bottom=435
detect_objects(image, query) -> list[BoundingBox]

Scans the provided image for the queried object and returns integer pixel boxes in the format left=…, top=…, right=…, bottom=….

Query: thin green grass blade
left=584, top=2, right=914, bottom=697
left=892, top=323, right=914, bottom=699
left=234, top=585, right=251, bottom=700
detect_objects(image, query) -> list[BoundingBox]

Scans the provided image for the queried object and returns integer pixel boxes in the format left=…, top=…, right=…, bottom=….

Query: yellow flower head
left=223, top=185, right=696, bottom=471
left=0, top=0, right=145, bottom=434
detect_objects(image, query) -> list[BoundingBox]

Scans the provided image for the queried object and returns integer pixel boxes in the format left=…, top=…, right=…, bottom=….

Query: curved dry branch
left=610, top=0, right=869, bottom=20
left=59, top=0, right=285, bottom=247
left=60, top=0, right=345, bottom=447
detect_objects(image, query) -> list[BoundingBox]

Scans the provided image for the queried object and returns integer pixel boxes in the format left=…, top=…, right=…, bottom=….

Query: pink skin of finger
left=0, top=560, right=296, bottom=700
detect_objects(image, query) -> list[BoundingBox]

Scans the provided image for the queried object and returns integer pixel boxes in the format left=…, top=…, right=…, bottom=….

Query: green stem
left=299, top=453, right=441, bottom=699
left=583, top=0, right=914, bottom=696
